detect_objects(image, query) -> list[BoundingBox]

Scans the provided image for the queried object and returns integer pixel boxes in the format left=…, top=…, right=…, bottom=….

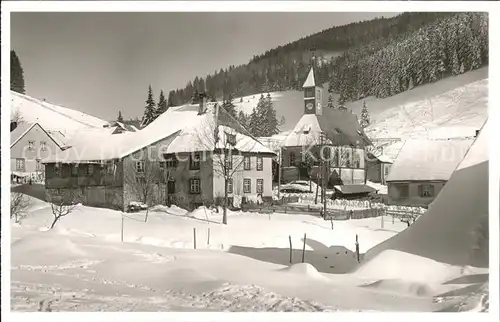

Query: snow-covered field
left=9, top=194, right=487, bottom=312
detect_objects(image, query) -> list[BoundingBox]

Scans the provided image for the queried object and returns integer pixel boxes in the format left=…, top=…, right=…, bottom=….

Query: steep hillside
left=231, top=68, right=488, bottom=141
left=10, top=91, right=108, bottom=137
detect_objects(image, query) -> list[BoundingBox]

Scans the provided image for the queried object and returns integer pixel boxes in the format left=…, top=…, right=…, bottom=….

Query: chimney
left=10, top=121, right=18, bottom=132
left=475, top=129, right=480, bottom=137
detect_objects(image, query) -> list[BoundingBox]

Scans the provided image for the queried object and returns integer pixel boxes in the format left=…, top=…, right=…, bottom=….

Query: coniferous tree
left=360, top=101, right=370, bottom=128
left=167, top=90, right=177, bottom=107
left=157, top=90, right=168, bottom=115
left=117, top=111, right=124, bottom=123
left=141, top=85, right=157, bottom=127
left=248, top=107, right=261, bottom=136
left=11, top=50, right=25, bottom=94
left=327, top=94, right=335, bottom=109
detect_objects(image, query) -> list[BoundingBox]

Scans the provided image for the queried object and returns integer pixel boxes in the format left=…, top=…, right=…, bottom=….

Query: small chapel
left=280, top=60, right=372, bottom=190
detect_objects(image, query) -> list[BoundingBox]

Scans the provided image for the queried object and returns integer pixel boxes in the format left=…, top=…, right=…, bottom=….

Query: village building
left=10, top=122, right=69, bottom=183
left=103, top=121, right=139, bottom=134
left=280, top=64, right=372, bottom=195
left=43, top=98, right=276, bottom=211
left=366, top=152, right=393, bottom=185
left=386, top=137, right=474, bottom=208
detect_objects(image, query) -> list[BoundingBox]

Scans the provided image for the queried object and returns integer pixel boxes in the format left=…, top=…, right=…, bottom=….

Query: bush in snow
left=10, top=192, right=30, bottom=223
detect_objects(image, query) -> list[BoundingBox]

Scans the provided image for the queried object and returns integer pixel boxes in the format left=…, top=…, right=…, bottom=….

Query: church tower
left=302, top=54, right=323, bottom=116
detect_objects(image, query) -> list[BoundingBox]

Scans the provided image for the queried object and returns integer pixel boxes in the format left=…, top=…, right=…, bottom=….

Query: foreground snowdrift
left=363, top=121, right=489, bottom=268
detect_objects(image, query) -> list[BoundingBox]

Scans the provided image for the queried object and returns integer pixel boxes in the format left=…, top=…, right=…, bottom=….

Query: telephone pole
left=277, top=147, right=282, bottom=200
left=321, top=132, right=328, bottom=219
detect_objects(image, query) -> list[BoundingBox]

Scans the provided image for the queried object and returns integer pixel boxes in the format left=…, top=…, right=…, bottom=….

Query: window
left=419, top=184, right=435, bottom=198
left=226, top=132, right=236, bottom=146
left=136, top=161, right=145, bottom=173
left=55, top=163, right=61, bottom=176
left=40, top=141, right=47, bottom=151
left=227, top=179, right=233, bottom=194
left=190, top=153, right=201, bottom=170
left=384, top=165, right=391, bottom=176
left=353, top=152, right=361, bottom=168
left=28, top=141, right=35, bottom=150
left=243, top=156, right=251, bottom=170
left=190, top=178, right=201, bottom=194
left=394, top=183, right=409, bottom=199
left=165, top=155, right=178, bottom=168
left=243, top=178, right=251, bottom=193
left=289, top=153, right=296, bottom=166
left=16, top=158, right=25, bottom=171
left=159, top=161, right=165, bottom=170
left=257, top=179, right=264, bottom=194
left=136, top=176, right=146, bottom=184
left=304, top=88, right=314, bottom=98
left=256, top=156, right=263, bottom=171
left=71, top=164, right=78, bottom=176
left=107, top=162, right=115, bottom=175
left=87, top=164, right=94, bottom=176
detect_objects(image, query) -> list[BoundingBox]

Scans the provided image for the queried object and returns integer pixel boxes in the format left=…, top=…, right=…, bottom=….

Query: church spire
left=302, top=48, right=322, bottom=115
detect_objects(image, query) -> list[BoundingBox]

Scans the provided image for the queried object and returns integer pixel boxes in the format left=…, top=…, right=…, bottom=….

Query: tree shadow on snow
left=229, top=238, right=361, bottom=274
left=151, top=208, right=222, bottom=225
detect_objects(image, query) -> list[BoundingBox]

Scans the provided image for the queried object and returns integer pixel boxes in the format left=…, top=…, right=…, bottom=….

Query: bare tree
left=49, top=192, right=77, bottom=229
left=123, top=156, right=162, bottom=221
left=11, top=109, right=24, bottom=126
left=196, top=103, right=258, bottom=225
left=11, top=192, right=30, bottom=223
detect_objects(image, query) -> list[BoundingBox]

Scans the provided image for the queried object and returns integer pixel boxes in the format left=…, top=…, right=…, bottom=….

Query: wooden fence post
left=121, top=215, right=124, bottom=242
left=289, top=235, right=293, bottom=264
left=193, top=228, right=197, bottom=249
left=302, top=233, right=307, bottom=263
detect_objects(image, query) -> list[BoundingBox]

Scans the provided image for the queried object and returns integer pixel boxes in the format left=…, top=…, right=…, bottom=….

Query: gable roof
left=282, top=109, right=371, bottom=148
left=386, top=138, right=474, bottom=182
left=43, top=103, right=275, bottom=163
left=10, top=122, right=67, bottom=150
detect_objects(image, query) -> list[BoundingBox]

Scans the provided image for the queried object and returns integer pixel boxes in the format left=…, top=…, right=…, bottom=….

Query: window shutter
left=418, top=185, right=422, bottom=197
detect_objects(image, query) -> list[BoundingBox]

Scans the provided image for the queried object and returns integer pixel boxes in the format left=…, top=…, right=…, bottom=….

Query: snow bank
left=363, top=120, right=489, bottom=268
left=279, top=263, right=330, bottom=282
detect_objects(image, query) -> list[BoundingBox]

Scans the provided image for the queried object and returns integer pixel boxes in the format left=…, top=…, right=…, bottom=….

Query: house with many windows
left=386, top=137, right=474, bottom=208
left=43, top=98, right=276, bottom=210
left=10, top=122, right=69, bottom=183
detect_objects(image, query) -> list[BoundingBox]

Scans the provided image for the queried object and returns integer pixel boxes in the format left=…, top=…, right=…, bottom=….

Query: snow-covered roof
left=10, top=91, right=108, bottom=137
left=302, top=67, right=316, bottom=88
left=43, top=103, right=275, bottom=163
left=282, top=108, right=371, bottom=148
left=10, top=122, right=68, bottom=150
left=46, top=130, right=69, bottom=149
left=386, top=138, right=474, bottom=182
